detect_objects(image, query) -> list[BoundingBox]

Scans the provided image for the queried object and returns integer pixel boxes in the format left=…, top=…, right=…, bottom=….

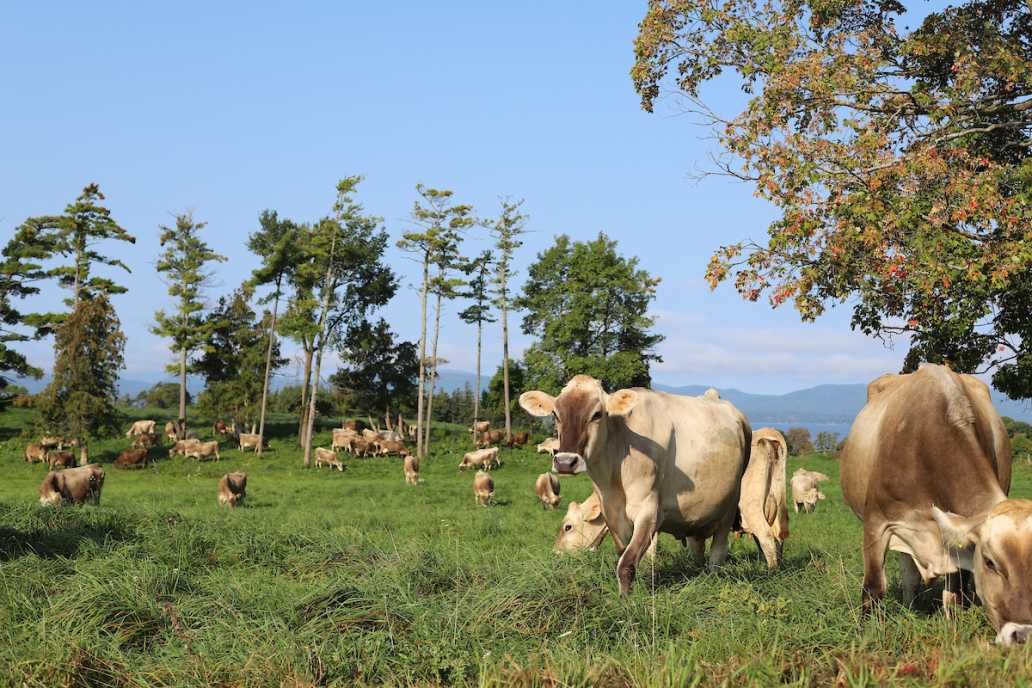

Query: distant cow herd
left=19, top=362, right=1031, bottom=645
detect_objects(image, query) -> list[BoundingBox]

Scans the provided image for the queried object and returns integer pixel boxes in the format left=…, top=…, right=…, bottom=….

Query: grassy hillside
left=2, top=408, right=1032, bottom=686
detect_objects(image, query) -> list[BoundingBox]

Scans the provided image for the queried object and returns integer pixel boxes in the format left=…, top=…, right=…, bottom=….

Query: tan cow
left=520, top=375, right=750, bottom=594
left=218, top=472, right=247, bottom=507
left=114, top=447, right=149, bottom=469
left=38, top=464, right=104, bottom=506
left=404, top=454, right=419, bottom=485
left=536, top=438, right=559, bottom=456
left=838, top=363, right=1029, bottom=644
left=791, top=468, right=830, bottom=513
left=131, top=432, right=158, bottom=449
left=459, top=447, right=500, bottom=471
left=474, top=470, right=494, bottom=506
left=470, top=420, right=491, bottom=435
left=47, top=451, right=75, bottom=470
left=126, top=419, right=156, bottom=437
left=351, top=438, right=373, bottom=457
left=24, top=443, right=46, bottom=464
left=169, top=438, right=200, bottom=458
left=164, top=421, right=177, bottom=441
left=477, top=430, right=503, bottom=448
left=315, top=447, right=344, bottom=471
left=377, top=439, right=408, bottom=457
left=737, top=428, right=790, bottom=568
left=185, top=440, right=220, bottom=461
left=238, top=433, right=263, bottom=453
left=39, top=436, right=62, bottom=450
left=535, top=472, right=561, bottom=509
left=554, top=492, right=608, bottom=552
left=332, top=428, right=356, bottom=451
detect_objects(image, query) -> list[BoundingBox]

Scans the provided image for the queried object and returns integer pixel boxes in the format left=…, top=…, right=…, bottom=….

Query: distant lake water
left=768, top=422, right=854, bottom=441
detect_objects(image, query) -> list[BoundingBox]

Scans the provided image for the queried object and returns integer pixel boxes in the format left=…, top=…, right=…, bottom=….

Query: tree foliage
left=633, top=0, right=1032, bottom=397
left=331, top=318, right=418, bottom=417
left=134, top=382, right=191, bottom=409
left=518, top=232, right=663, bottom=392
left=36, top=296, right=126, bottom=441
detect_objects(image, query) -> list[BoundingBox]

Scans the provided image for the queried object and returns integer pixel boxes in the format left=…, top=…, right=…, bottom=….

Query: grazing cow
left=535, top=472, right=561, bottom=509
left=39, top=436, right=62, bottom=450
left=314, top=447, right=344, bottom=471
left=377, top=439, right=408, bottom=457
left=114, top=447, right=149, bottom=469
left=736, top=428, right=790, bottom=568
left=404, top=454, right=419, bottom=485
left=47, top=451, right=75, bottom=470
left=164, top=421, right=177, bottom=441
left=554, top=492, right=608, bottom=552
left=839, top=364, right=1028, bottom=644
left=791, top=468, right=830, bottom=513
left=185, top=440, right=220, bottom=461
left=332, top=429, right=356, bottom=451
left=350, top=438, right=373, bottom=457
left=473, top=470, right=494, bottom=506
left=536, top=438, right=559, bottom=456
left=238, top=433, right=263, bottom=453
left=126, top=419, right=156, bottom=437
left=169, top=438, right=200, bottom=458
left=507, top=431, right=530, bottom=448
left=38, top=464, right=104, bottom=506
left=377, top=430, right=403, bottom=443
left=520, top=375, right=750, bottom=594
left=24, top=443, right=46, bottom=464
left=459, top=447, right=500, bottom=471
left=131, top=432, right=157, bottom=449
left=470, top=420, right=491, bottom=435
left=477, top=430, right=503, bottom=448
left=218, top=472, right=247, bottom=507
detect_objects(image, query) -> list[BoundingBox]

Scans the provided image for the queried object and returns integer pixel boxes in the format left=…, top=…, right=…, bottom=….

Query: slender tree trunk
left=303, top=337, right=326, bottom=467
left=256, top=288, right=280, bottom=457
left=473, top=319, right=482, bottom=446
left=297, top=343, right=314, bottom=445
left=302, top=232, right=337, bottom=467
left=424, top=291, right=443, bottom=454
left=178, top=347, right=187, bottom=439
left=501, top=296, right=512, bottom=442
left=415, top=255, right=429, bottom=458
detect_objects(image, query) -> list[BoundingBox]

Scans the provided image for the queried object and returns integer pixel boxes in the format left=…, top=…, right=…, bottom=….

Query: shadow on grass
left=0, top=511, right=136, bottom=561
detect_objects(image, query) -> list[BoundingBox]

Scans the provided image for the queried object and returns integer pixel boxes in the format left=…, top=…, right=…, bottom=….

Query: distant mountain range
left=13, top=369, right=1031, bottom=423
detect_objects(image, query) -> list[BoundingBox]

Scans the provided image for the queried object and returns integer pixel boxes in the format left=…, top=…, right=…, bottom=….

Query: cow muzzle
left=553, top=452, right=586, bottom=475
left=997, top=622, right=1032, bottom=646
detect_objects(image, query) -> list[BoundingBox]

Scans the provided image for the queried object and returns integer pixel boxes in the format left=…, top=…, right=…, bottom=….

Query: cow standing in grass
left=24, top=443, right=45, bottom=464
left=218, top=472, right=247, bottom=507
left=474, top=471, right=494, bottom=506
left=736, top=428, right=790, bottom=568
left=38, top=465, right=104, bottom=506
left=791, top=468, right=829, bottom=513
left=535, top=472, right=561, bottom=509
left=404, top=454, right=419, bottom=485
left=315, top=447, right=344, bottom=471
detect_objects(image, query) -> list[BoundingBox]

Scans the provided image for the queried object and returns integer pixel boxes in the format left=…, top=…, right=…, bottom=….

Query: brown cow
left=477, top=430, right=503, bottom=448
left=24, top=443, right=46, bottom=464
left=736, top=428, right=790, bottom=568
left=404, top=454, right=419, bottom=485
left=351, top=438, right=373, bottom=457
left=507, top=431, right=530, bottom=448
left=838, top=363, right=1027, bottom=644
left=47, top=451, right=75, bottom=470
left=164, top=421, right=177, bottom=441
left=218, top=472, right=247, bottom=507
left=535, top=472, right=561, bottom=509
left=520, top=376, right=750, bottom=594
left=38, top=464, right=104, bottom=506
left=185, top=440, right=220, bottom=461
left=314, top=447, right=344, bottom=471
left=114, top=447, right=149, bottom=469
left=474, top=470, right=494, bottom=506
left=169, top=438, right=200, bottom=457
left=377, top=439, right=408, bottom=457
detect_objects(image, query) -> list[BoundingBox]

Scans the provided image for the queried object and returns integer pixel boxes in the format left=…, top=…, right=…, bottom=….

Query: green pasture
left=1, top=407, right=1030, bottom=686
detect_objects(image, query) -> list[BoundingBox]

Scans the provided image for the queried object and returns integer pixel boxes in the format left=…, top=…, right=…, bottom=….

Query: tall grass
left=1, top=407, right=1030, bottom=686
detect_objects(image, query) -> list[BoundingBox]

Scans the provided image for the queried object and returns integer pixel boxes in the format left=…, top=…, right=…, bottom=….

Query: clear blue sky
left=1, top=1, right=913, bottom=394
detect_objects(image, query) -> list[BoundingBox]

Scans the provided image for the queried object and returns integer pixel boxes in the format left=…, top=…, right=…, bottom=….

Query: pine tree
left=488, top=200, right=527, bottom=443
left=458, top=251, right=494, bottom=445
left=152, top=213, right=227, bottom=438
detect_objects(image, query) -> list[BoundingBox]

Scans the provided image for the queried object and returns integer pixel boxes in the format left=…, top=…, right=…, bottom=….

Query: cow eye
left=984, top=555, right=999, bottom=574
left=563, top=523, right=573, bottom=532
left=590, top=410, right=603, bottom=422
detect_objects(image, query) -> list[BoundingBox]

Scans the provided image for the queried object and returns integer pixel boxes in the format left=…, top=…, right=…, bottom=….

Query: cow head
left=554, top=495, right=608, bottom=552
left=933, top=499, right=1032, bottom=645
left=519, top=375, right=638, bottom=475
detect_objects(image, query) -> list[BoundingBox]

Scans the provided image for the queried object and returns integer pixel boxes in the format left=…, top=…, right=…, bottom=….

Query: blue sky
left=1, top=1, right=915, bottom=394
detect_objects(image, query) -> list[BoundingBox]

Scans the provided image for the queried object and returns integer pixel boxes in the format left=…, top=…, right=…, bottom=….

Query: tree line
left=0, top=179, right=664, bottom=461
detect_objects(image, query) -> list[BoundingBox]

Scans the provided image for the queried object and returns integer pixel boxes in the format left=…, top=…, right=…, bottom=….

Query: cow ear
left=583, top=498, right=603, bottom=521
left=605, top=389, right=638, bottom=416
left=932, top=506, right=982, bottom=571
left=519, top=391, right=555, bottom=417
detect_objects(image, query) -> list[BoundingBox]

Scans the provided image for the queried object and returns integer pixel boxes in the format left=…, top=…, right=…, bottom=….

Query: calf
left=403, top=454, right=419, bottom=485
left=185, top=440, right=221, bottom=462
left=47, top=450, right=75, bottom=470
left=473, top=471, right=494, bottom=506
left=169, top=438, right=200, bottom=458
left=315, top=447, right=344, bottom=471
left=535, top=472, right=561, bottom=509
left=507, top=431, right=530, bottom=448
left=218, top=471, right=247, bottom=508
left=238, top=433, right=263, bottom=453
left=791, top=468, right=829, bottom=513
left=114, top=447, right=149, bottom=469
left=736, top=428, right=790, bottom=568
left=126, top=419, right=156, bottom=437
left=459, top=447, right=500, bottom=471
left=331, top=429, right=356, bottom=451
left=38, top=464, right=105, bottom=506
left=24, top=443, right=46, bottom=464
left=536, top=438, right=559, bottom=456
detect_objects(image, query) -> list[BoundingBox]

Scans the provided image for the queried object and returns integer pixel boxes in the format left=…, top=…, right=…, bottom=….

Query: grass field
left=2, top=407, right=1032, bottom=687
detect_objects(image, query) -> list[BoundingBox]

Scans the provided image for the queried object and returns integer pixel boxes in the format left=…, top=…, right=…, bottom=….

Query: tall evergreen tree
left=331, top=318, right=418, bottom=420
left=517, top=232, right=663, bottom=392
left=396, top=185, right=474, bottom=458
left=488, top=199, right=527, bottom=443
left=152, top=213, right=227, bottom=438
left=36, top=295, right=126, bottom=463
left=278, top=224, right=322, bottom=445
left=248, top=210, right=300, bottom=455
left=458, top=251, right=494, bottom=444
left=0, top=253, right=44, bottom=406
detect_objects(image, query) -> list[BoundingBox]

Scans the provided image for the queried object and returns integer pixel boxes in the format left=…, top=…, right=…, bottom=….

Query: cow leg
left=793, top=502, right=800, bottom=513
left=898, top=552, right=921, bottom=606
left=616, top=509, right=658, bottom=596
left=708, top=525, right=732, bottom=569
left=943, top=571, right=963, bottom=617
left=861, top=521, right=890, bottom=615
left=685, top=536, right=705, bottom=565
